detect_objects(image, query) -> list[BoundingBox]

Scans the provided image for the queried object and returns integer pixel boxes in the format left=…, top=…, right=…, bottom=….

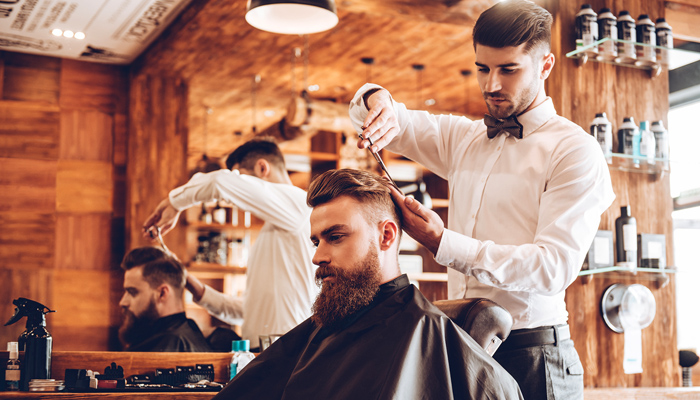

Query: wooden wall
left=546, top=0, right=678, bottom=387
left=0, top=52, right=128, bottom=350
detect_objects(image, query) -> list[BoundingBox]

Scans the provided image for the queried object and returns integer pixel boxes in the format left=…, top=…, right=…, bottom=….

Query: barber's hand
left=142, top=198, right=181, bottom=238
left=356, top=89, right=399, bottom=153
left=388, top=182, right=444, bottom=255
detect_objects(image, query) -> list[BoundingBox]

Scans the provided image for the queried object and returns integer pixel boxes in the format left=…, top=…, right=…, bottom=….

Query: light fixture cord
left=291, top=47, right=301, bottom=98
left=303, top=34, right=309, bottom=92
left=416, top=68, right=423, bottom=109
left=251, top=75, right=260, bottom=133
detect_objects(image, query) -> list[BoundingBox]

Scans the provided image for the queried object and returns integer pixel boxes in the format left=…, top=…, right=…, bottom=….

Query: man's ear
left=156, top=284, right=170, bottom=302
left=378, top=219, right=399, bottom=250
left=540, top=52, right=555, bottom=80
left=253, top=159, right=271, bottom=179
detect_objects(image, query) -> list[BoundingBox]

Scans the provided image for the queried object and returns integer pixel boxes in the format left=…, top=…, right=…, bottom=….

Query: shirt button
left=481, top=178, right=486, bottom=183
left=471, top=214, right=475, bottom=218
left=497, top=146, right=502, bottom=151
left=449, top=262, right=455, bottom=267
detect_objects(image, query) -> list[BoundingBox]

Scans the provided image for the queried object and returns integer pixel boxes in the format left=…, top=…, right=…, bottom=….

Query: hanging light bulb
left=245, top=0, right=338, bottom=35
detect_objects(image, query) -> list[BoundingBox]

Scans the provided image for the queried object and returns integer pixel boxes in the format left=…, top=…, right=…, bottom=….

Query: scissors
left=148, top=225, right=176, bottom=259
left=359, top=133, right=400, bottom=192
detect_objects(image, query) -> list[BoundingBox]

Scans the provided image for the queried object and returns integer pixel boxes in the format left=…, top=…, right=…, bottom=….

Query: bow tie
left=484, top=114, right=523, bottom=139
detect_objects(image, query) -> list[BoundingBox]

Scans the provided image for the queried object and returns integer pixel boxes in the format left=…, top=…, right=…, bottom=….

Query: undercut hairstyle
left=225, top=137, right=286, bottom=171
left=120, top=247, right=186, bottom=293
left=473, top=0, right=552, bottom=55
left=307, top=169, right=403, bottom=235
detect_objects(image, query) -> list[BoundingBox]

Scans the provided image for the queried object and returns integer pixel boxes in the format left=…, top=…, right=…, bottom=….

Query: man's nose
left=484, top=72, right=502, bottom=93
left=312, top=243, right=330, bottom=266
left=119, top=293, right=128, bottom=308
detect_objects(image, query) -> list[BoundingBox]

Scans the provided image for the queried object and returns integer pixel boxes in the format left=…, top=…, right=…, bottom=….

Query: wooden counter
left=0, top=393, right=216, bottom=399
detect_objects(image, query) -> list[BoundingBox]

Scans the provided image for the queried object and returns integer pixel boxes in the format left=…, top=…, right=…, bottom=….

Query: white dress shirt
left=170, top=169, right=318, bottom=341
left=349, top=84, right=615, bottom=329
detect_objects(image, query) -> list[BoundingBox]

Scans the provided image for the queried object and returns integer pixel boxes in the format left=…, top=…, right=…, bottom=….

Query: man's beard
left=118, top=299, right=159, bottom=349
left=311, top=245, right=383, bottom=328
left=483, top=69, right=540, bottom=119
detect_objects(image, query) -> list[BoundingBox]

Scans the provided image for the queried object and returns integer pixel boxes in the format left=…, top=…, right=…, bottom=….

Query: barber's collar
left=486, top=97, right=556, bottom=140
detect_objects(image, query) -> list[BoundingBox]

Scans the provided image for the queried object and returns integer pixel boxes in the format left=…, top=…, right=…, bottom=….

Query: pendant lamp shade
left=246, top=0, right=338, bottom=35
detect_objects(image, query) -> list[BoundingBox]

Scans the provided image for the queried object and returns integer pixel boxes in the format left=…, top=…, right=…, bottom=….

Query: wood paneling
left=1, top=53, right=60, bottom=103
left=60, top=110, right=114, bottom=162
left=127, top=74, right=189, bottom=255
left=0, top=101, right=60, bottom=160
left=55, top=213, right=113, bottom=270
left=546, top=0, right=678, bottom=388
left=51, top=269, right=112, bottom=329
left=0, top=158, right=56, bottom=212
left=59, top=59, right=128, bottom=114
left=0, top=212, right=55, bottom=270
left=56, top=160, right=113, bottom=213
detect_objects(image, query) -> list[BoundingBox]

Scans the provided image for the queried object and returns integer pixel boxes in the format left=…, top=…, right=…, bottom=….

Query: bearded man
left=118, top=247, right=211, bottom=352
left=213, top=169, right=521, bottom=400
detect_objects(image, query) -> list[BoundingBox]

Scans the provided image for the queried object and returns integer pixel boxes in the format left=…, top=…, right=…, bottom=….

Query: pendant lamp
left=245, top=0, right=338, bottom=35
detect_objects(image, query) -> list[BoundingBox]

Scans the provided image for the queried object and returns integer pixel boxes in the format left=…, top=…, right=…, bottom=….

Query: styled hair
left=307, top=169, right=403, bottom=234
left=225, top=137, right=286, bottom=171
left=120, top=247, right=185, bottom=292
left=473, top=0, right=552, bottom=55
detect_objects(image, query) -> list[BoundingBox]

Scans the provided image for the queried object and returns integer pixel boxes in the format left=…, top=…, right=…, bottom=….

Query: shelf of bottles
left=606, top=152, right=669, bottom=175
left=566, top=38, right=700, bottom=75
left=579, top=264, right=676, bottom=288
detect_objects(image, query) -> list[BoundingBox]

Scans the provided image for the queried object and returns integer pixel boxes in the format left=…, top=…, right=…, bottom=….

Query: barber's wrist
left=362, top=88, right=381, bottom=110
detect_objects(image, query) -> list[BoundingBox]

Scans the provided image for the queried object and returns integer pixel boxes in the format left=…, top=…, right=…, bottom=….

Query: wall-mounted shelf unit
left=566, top=38, right=700, bottom=77
left=579, top=265, right=676, bottom=288
left=607, top=153, right=669, bottom=177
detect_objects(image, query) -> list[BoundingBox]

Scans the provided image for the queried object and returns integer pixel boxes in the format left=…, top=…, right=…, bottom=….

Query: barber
left=348, top=2, right=614, bottom=399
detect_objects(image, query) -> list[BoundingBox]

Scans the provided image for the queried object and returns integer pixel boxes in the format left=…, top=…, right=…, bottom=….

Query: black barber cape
left=214, top=275, right=522, bottom=400
left=126, top=312, right=212, bottom=352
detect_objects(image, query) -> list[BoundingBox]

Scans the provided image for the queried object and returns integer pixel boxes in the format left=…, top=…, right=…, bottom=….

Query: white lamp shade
left=246, top=0, right=338, bottom=35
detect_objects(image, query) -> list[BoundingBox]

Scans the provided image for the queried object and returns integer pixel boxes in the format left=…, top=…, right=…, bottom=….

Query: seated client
left=118, top=247, right=212, bottom=352
left=213, top=169, right=521, bottom=399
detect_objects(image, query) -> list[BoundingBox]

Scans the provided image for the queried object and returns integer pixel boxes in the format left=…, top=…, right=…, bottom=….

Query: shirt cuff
left=434, top=228, right=479, bottom=275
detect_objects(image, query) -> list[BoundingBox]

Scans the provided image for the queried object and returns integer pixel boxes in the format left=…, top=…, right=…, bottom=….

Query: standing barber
left=349, top=1, right=614, bottom=399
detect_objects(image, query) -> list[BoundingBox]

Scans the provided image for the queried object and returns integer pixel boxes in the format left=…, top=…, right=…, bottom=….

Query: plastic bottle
left=236, top=340, right=256, bottom=375
left=199, top=203, right=212, bottom=224
left=597, top=8, right=618, bottom=61
left=655, top=18, right=673, bottom=66
left=590, top=112, right=613, bottom=163
left=575, top=5, right=598, bottom=54
left=615, top=206, right=638, bottom=270
left=212, top=200, right=227, bottom=225
left=651, top=120, right=669, bottom=169
left=229, top=340, right=240, bottom=381
left=5, top=342, right=20, bottom=391
left=638, top=121, right=656, bottom=165
left=616, top=11, right=637, bottom=62
left=636, top=14, right=657, bottom=65
left=617, top=117, right=640, bottom=167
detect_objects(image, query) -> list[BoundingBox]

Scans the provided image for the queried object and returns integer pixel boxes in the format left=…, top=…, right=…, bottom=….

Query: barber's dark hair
left=473, top=0, right=552, bottom=55
left=307, top=169, right=403, bottom=235
left=225, top=137, right=286, bottom=171
left=120, top=247, right=185, bottom=292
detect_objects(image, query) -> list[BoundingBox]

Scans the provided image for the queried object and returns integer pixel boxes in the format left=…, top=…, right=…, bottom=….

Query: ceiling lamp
left=245, top=0, right=338, bottom=35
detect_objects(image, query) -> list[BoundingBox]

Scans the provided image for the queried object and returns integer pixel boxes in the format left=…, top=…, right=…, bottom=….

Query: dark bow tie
left=484, top=114, right=523, bottom=139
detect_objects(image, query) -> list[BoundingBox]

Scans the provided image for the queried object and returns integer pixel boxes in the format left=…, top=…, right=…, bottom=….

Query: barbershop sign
left=0, top=0, right=192, bottom=64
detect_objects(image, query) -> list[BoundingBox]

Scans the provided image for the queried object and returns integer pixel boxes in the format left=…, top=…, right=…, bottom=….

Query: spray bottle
left=4, top=298, right=55, bottom=391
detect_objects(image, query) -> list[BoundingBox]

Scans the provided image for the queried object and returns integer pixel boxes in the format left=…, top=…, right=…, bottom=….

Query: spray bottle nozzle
left=4, top=297, right=55, bottom=327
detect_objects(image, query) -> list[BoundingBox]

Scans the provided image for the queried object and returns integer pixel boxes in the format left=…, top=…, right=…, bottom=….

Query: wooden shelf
left=187, top=261, right=247, bottom=274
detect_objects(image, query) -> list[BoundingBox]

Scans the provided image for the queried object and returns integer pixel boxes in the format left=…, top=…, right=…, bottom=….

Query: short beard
left=311, top=245, right=382, bottom=328
left=118, top=299, right=159, bottom=349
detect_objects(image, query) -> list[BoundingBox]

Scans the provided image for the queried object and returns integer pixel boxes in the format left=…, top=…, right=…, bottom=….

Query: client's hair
left=225, top=137, right=286, bottom=171
left=120, top=247, right=185, bottom=293
left=307, top=169, right=403, bottom=235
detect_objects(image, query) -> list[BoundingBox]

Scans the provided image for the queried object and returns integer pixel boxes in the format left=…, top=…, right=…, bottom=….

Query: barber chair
left=433, top=298, right=513, bottom=356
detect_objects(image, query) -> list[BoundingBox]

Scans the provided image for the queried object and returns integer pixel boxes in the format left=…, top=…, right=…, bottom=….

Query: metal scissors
left=359, top=133, right=400, bottom=191
left=148, top=225, right=175, bottom=259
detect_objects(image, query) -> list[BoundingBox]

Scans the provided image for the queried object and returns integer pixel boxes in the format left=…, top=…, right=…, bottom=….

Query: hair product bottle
left=616, top=11, right=637, bottom=62
left=590, top=112, right=613, bottom=163
left=615, top=206, right=638, bottom=269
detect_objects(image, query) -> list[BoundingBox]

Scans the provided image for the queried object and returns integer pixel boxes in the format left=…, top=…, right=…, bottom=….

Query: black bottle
left=615, top=206, right=637, bottom=266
